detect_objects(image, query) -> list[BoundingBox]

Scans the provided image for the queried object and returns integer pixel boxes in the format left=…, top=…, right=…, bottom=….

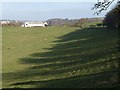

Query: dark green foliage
left=103, top=3, right=120, bottom=28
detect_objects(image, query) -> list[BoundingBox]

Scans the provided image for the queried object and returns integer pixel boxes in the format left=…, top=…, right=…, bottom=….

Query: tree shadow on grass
left=10, top=70, right=119, bottom=88
left=3, top=27, right=119, bottom=88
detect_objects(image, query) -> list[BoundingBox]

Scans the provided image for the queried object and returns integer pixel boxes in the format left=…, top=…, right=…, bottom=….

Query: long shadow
left=10, top=70, right=119, bottom=88
left=3, top=27, right=119, bottom=88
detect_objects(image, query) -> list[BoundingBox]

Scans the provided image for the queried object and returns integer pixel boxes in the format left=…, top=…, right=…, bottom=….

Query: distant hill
left=46, top=18, right=79, bottom=27
left=77, top=17, right=104, bottom=27
left=85, top=17, right=104, bottom=22
left=46, top=17, right=104, bottom=27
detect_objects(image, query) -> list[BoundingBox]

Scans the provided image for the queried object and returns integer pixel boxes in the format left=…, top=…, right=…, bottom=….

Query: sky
left=1, top=0, right=117, bottom=21
left=1, top=0, right=100, bottom=2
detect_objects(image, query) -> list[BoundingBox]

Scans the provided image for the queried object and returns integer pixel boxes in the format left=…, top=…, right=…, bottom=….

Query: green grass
left=2, top=26, right=119, bottom=88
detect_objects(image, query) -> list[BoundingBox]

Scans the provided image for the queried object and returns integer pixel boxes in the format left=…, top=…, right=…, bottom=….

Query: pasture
left=2, top=26, right=119, bottom=88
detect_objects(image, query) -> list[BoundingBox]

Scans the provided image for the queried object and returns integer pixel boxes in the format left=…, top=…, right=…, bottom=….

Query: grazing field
left=2, top=26, right=119, bottom=88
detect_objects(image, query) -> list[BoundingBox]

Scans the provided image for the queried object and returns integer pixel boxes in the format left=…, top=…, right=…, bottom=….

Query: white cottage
left=0, top=21, right=10, bottom=24
left=22, top=21, right=48, bottom=27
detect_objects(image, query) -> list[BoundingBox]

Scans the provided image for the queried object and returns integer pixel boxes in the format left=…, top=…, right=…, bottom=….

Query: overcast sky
left=1, top=0, right=117, bottom=21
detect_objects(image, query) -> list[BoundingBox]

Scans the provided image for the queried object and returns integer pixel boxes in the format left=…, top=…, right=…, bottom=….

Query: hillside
left=2, top=26, right=119, bottom=88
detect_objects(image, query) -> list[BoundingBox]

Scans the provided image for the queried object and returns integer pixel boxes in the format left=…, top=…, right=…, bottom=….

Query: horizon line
left=1, top=17, right=105, bottom=21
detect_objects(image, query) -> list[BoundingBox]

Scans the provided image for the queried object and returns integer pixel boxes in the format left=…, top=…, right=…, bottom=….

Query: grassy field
left=2, top=26, right=119, bottom=88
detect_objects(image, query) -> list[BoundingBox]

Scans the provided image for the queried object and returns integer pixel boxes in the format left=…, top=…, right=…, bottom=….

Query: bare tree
left=92, top=0, right=119, bottom=15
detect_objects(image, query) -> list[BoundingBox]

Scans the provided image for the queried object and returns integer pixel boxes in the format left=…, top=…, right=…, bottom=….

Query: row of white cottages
left=22, top=21, right=48, bottom=27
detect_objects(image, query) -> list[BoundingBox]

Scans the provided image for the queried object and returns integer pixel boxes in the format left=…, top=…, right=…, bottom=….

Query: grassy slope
left=2, top=26, right=119, bottom=88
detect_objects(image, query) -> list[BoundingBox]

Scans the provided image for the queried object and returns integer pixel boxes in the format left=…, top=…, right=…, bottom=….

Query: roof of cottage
left=25, top=22, right=47, bottom=24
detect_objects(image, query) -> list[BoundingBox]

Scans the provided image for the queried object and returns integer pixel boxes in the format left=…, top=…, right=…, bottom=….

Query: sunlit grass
left=2, top=26, right=119, bottom=88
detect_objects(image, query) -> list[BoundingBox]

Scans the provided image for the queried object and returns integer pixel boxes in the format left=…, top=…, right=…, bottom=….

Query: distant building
left=0, top=20, right=10, bottom=24
left=22, top=21, right=48, bottom=27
